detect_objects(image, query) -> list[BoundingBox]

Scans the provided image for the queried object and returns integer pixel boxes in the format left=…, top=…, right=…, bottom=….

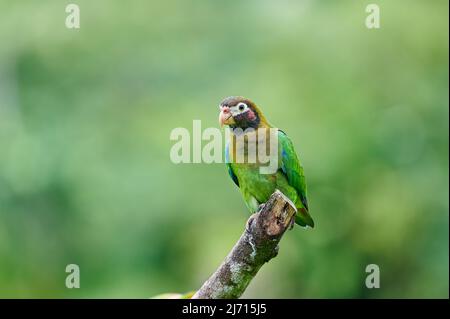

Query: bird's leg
left=245, top=204, right=265, bottom=233
left=245, top=213, right=258, bottom=234
left=288, top=214, right=296, bottom=230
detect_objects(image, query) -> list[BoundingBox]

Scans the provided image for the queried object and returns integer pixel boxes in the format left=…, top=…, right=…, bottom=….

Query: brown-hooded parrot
left=219, top=96, right=314, bottom=228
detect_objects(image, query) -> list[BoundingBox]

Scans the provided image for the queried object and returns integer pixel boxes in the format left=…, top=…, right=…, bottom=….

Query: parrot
left=218, top=96, right=314, bottom=228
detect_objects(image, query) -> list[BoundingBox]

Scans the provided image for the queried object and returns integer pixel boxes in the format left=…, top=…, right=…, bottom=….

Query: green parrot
left=219, top=96, right=314, bottom=228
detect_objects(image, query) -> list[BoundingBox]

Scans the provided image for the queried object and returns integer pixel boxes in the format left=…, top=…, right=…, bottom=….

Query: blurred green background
left=0, top=0, right=448, bottom=298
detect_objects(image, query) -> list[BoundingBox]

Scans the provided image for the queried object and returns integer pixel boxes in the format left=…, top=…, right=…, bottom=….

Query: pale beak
left=219, top=106, right=234, bottom=127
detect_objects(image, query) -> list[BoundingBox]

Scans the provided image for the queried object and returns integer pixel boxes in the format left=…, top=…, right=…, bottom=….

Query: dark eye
left=238, top=103, right=246, bottom=111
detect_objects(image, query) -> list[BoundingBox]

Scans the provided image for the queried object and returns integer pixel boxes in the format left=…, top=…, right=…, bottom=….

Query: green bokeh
left=0, top=0, right=448, bottom=298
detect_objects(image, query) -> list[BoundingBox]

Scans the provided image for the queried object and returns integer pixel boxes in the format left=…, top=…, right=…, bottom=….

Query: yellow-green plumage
left=221, top=97, right=314, bottom=228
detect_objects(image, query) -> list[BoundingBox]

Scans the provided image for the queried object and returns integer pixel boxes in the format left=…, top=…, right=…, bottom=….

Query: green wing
left=225, top=141, right=239, bottom=187
left=278, top=130, right=309, bottom=212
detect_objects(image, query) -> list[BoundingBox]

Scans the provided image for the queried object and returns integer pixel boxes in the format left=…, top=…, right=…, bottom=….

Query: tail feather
left=295, top=207, right=314, bottom=228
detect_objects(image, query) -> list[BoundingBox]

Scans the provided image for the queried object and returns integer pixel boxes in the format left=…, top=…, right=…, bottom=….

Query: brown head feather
left=219, top=96, right=271, bottom=129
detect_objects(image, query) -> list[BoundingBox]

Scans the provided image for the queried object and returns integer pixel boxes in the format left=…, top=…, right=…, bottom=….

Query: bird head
left=218, top=96, right=269, bottom=129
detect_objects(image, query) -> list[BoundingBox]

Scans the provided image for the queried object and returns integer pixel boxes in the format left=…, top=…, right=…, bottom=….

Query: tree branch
left=192, top=190, right=297, bottom=299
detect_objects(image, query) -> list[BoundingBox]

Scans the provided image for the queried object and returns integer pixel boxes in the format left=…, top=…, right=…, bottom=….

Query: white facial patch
left=230, top=102, right=249, bottom=115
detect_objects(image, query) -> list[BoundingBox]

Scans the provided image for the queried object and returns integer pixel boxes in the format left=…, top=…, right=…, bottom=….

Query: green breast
left=231, top=163, right=299, bottom=212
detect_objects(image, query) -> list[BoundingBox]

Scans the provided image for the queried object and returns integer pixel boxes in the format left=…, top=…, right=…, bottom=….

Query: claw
left=288, top=215, right=296, bottom=230
left=245, top=213, right=258, bottom=233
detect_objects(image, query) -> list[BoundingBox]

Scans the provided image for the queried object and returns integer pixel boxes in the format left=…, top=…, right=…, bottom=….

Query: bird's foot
left=245, top=204, right=265, bottom=233
left=245, top=213, right=258, bottom=234
left=288, top=215, right=296, bottom=230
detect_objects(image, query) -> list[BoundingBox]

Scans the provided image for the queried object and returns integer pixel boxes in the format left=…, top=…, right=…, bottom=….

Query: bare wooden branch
left=192, top=190, right=297, bottom=299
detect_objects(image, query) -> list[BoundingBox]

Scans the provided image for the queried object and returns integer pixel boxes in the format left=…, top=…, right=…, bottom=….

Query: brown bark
left=192, top=190, right=297, bottom=299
